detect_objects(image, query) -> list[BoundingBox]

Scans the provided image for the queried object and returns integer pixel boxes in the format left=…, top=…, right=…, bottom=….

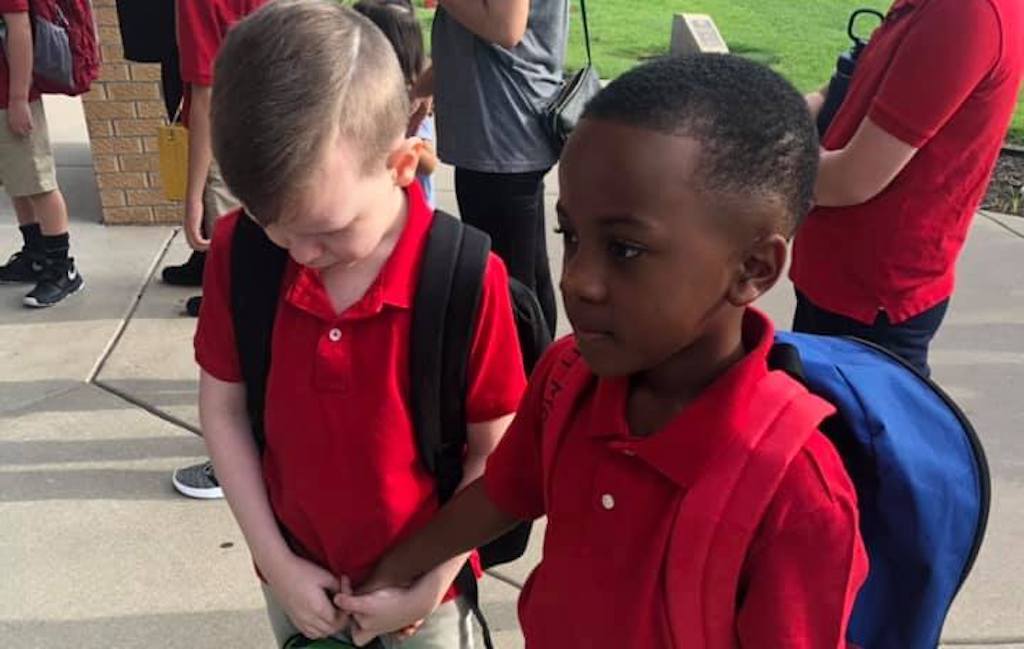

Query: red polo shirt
left=176, top=0, right=265, bottom=123
left=791, top=0, right=1024, bottom=324
left=484, top=310, right=867, bottom=648
left=195, top=184, right=527, bottom=592
left=0, top=0, right=42, bottom=109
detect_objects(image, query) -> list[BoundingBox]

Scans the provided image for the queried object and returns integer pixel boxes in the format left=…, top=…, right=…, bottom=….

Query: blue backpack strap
left=230, top=212, right=289, bottom=452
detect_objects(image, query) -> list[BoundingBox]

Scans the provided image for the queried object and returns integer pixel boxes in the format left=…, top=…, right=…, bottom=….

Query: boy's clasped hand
left=266, top=554, right=440, bottom=646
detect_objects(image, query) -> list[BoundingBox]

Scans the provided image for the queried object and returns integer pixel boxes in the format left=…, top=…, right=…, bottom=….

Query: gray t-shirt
left=432, top=1, right=569, bottom=173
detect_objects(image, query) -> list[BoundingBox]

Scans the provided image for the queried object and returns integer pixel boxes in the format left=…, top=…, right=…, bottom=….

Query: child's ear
left=387, top=137, right=424, bottom=188
left=727, top=233, right=788, bottom=307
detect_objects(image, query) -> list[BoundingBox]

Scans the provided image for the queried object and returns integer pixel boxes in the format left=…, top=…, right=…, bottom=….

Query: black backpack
left=230, top=210, right=552, bottom=648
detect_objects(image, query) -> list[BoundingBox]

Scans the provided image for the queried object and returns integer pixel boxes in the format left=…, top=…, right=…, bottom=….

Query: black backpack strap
left=410, top=210, right=494, bottom=649
left=230, top=213, right=289, bottom=452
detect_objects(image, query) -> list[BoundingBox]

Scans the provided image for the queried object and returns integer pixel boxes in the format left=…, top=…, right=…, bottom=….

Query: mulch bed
left=981, top=147, right=1024, bottom=217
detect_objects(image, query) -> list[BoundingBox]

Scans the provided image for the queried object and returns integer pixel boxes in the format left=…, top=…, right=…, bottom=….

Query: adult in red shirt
left=0, top=0, right=84, bottom=307
left=170, top=0, right=267, bottom=500
left=792, top=0, right=1024, bottom=375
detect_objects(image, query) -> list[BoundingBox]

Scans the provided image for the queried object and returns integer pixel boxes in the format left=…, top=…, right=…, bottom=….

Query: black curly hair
left=583, top=54, right=819, bottom=236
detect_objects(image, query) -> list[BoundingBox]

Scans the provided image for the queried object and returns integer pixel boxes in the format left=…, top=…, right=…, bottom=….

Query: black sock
left=42, top=233, right=70, bottom=263
left=19, top=223, right=43, bottom=252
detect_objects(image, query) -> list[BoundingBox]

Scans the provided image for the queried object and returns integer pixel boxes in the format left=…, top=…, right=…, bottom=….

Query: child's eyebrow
left=595, top=214, right=654, bottom=231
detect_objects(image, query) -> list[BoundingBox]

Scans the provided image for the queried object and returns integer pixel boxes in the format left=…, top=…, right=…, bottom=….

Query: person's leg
left=455, top=167, right=556, bottom=334
left=380, top=597, right=474, bottom=649
left=532, top=177, right=557, bottom=335
left=793, top=291, right=949, bottom=376
left=4, top=101, right=84, bottom=307
left=0, top=195, right=45, bottom=283
left=868, top=300, right=950, bottom=376
left=261, top=583, right=310, bottom=648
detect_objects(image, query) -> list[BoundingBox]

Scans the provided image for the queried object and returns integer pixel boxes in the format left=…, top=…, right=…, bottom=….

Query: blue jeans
left=792, top=292, right=950, bottom=377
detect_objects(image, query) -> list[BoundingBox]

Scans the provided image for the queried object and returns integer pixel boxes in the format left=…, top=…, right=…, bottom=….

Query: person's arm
left=814, top=116, right=917, bottom=207
left=812, top=0, right=1001, bottom=209
left=3, top=11, right=34, bottom=136
left=804, top=84, right=827, bottom=123
left=338, top=415, right=516, bottom=645
left=438, top=0, right=529, bottom=49
left=200, top=371, right=348, bottom=640
left=184, top=84, right=213, bottom=250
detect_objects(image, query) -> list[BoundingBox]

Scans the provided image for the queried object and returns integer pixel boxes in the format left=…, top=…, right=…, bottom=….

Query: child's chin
left=576, top=344, right=631, bottom=378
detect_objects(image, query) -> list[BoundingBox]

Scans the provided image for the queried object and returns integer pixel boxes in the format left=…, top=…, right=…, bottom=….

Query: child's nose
left=561, top=254, right=607, bottom=304
left=290, top=239, right=323, bottom=266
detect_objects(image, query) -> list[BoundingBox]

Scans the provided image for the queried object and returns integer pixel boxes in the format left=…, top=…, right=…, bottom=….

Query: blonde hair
left=211, top=0, right=410, bottom=224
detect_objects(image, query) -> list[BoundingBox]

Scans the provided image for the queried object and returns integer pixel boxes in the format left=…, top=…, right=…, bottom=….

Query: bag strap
left=579, top=0, right=593, bottom=66
left=410, top=210, right=493, bottom=648
left=230, top=212, right=289, bottom=452
left=409, top=210, right=489, bottom=498
left=664, top=371, right=834, bottom=646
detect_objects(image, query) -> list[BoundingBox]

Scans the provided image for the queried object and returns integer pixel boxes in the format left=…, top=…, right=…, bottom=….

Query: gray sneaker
left=172, top=460, right=224, bottom=499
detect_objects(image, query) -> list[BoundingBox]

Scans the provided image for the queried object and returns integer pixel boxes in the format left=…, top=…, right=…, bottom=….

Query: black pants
left=455, top=168, right=557, bottom=335
left=793, top=291, right=949, bottom=377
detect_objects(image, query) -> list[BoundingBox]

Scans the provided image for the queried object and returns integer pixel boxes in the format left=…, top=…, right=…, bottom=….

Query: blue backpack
left=770, top=332, right=990, bottom=649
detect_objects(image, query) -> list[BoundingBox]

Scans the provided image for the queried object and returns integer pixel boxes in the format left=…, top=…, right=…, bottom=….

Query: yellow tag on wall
left=157, top=122, right=189, bottom=201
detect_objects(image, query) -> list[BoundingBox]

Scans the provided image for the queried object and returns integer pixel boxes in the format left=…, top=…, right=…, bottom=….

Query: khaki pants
left=203, top=159, right=239, bottom=234
left=262, top=584, right=475, bottom=649
left=0, top=100, right=57, bottom=197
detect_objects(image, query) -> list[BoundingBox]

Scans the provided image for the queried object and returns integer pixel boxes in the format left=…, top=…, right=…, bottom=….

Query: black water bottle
left=817, top=9, right=885, bottom=137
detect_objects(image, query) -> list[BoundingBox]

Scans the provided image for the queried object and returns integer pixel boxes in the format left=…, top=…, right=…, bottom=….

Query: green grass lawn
left=414, top=0, right=1024, bottom=143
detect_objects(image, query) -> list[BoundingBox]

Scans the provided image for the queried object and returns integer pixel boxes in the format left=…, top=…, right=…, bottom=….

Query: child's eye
left=609, top=240, right=645, bottom=260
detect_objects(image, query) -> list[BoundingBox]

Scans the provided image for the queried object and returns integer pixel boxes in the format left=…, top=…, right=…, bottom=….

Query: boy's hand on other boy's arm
left=262, top=553, right=349, bottom=641
left=337, top=571, right=448, bottom=646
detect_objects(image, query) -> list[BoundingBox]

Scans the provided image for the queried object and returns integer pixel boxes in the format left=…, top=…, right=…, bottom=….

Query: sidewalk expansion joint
left=982, top=211, right=1024, bottom=239
left=85, top=227, right=201, bottom=436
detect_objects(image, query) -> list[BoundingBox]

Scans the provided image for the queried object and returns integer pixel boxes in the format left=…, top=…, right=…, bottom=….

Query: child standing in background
left=355, top=0, right=438, bottom=208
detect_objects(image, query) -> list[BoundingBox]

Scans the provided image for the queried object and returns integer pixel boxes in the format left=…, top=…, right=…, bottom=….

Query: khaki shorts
left=204, top=159, right=240, bottom=233
left=262, top=584, right=475, bottom=649
left=0, top=100, right=58, bottom=198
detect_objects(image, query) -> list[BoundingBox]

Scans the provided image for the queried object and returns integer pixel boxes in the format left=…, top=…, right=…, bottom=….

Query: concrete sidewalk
left=1, top=97, right=1022, bottom=648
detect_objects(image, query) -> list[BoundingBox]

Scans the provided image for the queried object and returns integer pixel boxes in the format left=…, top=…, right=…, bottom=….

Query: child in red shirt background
left=169, top=0, right=267, bottom=500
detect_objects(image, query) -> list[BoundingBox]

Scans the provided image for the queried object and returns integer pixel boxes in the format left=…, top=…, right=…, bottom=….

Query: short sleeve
left=736, top=434, right=869, bottom=648
left=483, top=338, right=576, bottom=521
left=869, top=0, right=1001, bottom=147
left=177, top=0, right=222, bottom=85
left=194, top=211, right=245, bottom=383
left=0, top=1, right=29, bottom=13
left=464, top=254, right=527, bottom=423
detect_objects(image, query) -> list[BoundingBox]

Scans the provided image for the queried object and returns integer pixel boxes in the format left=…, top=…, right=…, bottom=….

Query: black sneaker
left=23, top=258, right=84, bottom=308
left=0, top=249, right=45, bottom=284
left=172, top=460, right=224, bottom=499
left=162, top=250, right=206, bottom=287
left=185, top=295, right=202, bottom=317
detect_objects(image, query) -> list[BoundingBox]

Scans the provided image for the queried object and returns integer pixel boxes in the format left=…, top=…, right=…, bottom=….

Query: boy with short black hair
left=196, top=0, right=525, bottom=646
left=343, top=54, right=869, bottom=647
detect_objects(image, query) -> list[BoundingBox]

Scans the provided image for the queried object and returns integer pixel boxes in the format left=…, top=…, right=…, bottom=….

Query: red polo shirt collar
left=283, top=184, right=431, bottom=322
left=588, top=309, right=775, bottom=488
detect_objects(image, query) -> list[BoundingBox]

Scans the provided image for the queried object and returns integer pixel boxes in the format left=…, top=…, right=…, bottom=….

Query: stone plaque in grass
left=671, top=13, right=729, bottom=56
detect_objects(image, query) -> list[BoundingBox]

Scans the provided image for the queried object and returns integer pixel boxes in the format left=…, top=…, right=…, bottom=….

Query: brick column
left=82, top=0, right=180, bottom=224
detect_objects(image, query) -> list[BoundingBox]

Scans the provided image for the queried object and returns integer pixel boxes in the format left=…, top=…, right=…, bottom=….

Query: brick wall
left=82, top=0, right=180, bottom=224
